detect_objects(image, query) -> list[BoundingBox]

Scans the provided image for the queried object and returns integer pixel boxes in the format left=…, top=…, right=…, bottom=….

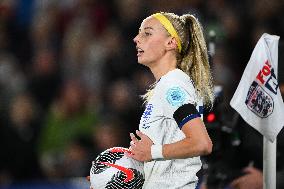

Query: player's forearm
left=162, top=137, right=212, bottom=159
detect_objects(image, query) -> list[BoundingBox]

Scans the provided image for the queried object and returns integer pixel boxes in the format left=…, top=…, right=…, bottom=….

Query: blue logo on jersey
left=141, top=103, right=153, bottom=129
left=142, top=103, right=153, bottom=123
left=166, top=87, right=186, bottom=106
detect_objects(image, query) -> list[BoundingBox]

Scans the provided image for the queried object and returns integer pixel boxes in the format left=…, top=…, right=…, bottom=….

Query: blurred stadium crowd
left=0, top=0, right=283, bottom=188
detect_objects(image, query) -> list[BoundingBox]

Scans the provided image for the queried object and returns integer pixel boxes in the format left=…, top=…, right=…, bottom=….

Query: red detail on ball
left=100, top=162, right=134, bottom=182
left=110, top=147, right=133, bottom=155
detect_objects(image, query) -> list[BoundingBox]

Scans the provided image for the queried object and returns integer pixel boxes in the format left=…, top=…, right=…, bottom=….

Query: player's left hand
left=230, top=167, right=263, bottom=189
left=128, top=130, right=153, bottom=162
left=86, top=176, right=94, bottom=189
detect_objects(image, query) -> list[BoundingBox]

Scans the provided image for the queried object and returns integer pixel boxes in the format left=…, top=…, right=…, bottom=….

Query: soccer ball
left=90, top=147, right=144, bottom=189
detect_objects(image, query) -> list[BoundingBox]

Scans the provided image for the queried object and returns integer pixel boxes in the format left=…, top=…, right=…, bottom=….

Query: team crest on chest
left=166, top=87, right=186, bottom=106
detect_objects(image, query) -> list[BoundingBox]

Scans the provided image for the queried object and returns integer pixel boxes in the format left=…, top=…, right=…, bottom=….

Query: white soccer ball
left=90, top=147, right=144, bottom=189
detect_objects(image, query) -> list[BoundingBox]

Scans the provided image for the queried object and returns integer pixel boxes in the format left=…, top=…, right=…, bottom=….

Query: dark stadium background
left=0, top=0, right=283, bottom=188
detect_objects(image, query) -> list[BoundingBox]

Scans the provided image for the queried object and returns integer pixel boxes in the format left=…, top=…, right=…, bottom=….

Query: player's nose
left=133, top=34, right=140, bottom=44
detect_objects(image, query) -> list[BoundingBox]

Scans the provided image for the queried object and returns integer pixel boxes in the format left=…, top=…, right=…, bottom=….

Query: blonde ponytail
left=179, top=14, right=214, bottom=108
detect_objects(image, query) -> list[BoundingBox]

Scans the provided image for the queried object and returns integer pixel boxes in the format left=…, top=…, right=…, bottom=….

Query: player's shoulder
left=158, top=69, right=195, bottom=92
left=155, top=69, right=197, bottom=106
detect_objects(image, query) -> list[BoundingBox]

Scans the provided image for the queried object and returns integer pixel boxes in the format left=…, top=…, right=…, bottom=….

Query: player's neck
left=149, top=54, right=177, bottom=81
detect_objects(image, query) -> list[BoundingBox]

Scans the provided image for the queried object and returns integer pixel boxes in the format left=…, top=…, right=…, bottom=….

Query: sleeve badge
left=166, top=87, right=186, bottom=106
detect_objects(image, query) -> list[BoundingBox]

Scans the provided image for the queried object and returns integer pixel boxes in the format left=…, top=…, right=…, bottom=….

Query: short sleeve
left=157, top=79, right=202, bottom=129
left=160, top=80, right=196, bottom=117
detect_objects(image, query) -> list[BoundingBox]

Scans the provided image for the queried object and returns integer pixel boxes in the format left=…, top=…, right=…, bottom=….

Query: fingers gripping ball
left=90, top=147, right=144, bottom=189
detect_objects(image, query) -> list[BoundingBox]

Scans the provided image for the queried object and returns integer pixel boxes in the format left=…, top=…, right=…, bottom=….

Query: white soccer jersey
left=139, top=69, right=203, bottom=189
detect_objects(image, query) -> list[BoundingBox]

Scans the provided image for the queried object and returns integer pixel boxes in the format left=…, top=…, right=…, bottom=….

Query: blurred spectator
left=61, top=16, right=107, bottom=95
left=113, top=0, right=146, bottom=40
left=0, top=93, right=43, bottom=183
left=132, top=69, right=155, bottom=96
left=37, top=79, right=97, bottom=179
left=30, top=2, right=60, bottom=52
left=28, top=48, right=62, bottom=112
left=0, top=53, right=27, bottom=104
left=92, top=117, right=128, bottom=156
left=7, top=0, right=34, bottom=67
left=63, top=137, right=93, bottom=177
left=211, top=46, right=237, bottom=105
left=102, top=79, right=142, bottom=134
left=101, top=24, right=130, bottom=83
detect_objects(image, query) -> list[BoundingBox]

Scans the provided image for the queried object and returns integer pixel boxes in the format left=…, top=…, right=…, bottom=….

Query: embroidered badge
left=245, top=81, right=274, bottom=118
left=166, top=87, right=186, bottom=106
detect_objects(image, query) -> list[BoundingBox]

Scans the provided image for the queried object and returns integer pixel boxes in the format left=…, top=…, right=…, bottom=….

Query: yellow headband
left=152, top=13, right=182, bottom=53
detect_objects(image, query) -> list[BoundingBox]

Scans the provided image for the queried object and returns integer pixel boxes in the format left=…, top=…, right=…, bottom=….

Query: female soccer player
left=129, top=12, right=214, bottom=189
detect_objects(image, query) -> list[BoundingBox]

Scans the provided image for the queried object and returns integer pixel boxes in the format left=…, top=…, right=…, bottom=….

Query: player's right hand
left=128, top=130, right=153, bottom=162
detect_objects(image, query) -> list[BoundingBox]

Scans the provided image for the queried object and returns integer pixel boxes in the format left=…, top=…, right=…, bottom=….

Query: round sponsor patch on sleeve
left=166, top=87, right=186, bottom=106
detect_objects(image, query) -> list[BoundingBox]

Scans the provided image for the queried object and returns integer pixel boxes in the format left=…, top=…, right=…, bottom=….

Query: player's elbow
left=205, top=139, right=213, bottom=155
left=200, top=138, right=213, bottom=155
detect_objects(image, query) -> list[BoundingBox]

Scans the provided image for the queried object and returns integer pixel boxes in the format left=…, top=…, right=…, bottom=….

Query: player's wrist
left=151, top=144, right=164, bottom=159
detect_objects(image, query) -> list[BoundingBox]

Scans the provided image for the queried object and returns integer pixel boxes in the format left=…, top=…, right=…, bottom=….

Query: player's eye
left=145, top=32, right=151, bottom=36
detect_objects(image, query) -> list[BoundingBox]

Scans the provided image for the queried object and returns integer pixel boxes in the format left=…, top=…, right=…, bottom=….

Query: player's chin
left=137, top=55, right=146, bottom=63
left=137, top=58, right=144, bottom=65
left=137, top=58, right=150, bottom=67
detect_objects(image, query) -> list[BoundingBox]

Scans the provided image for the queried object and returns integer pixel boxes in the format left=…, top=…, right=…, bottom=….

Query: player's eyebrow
left=144, top=27, right=154, bottom=30
left=139, top=27, right=154, bottom=32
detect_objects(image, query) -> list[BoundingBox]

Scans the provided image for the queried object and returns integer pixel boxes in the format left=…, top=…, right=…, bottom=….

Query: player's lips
left=136, top=47, right=144, bottom=57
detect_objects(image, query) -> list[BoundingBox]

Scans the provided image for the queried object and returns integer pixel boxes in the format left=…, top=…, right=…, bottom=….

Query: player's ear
left=165, top=37, right=178, bottom=51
